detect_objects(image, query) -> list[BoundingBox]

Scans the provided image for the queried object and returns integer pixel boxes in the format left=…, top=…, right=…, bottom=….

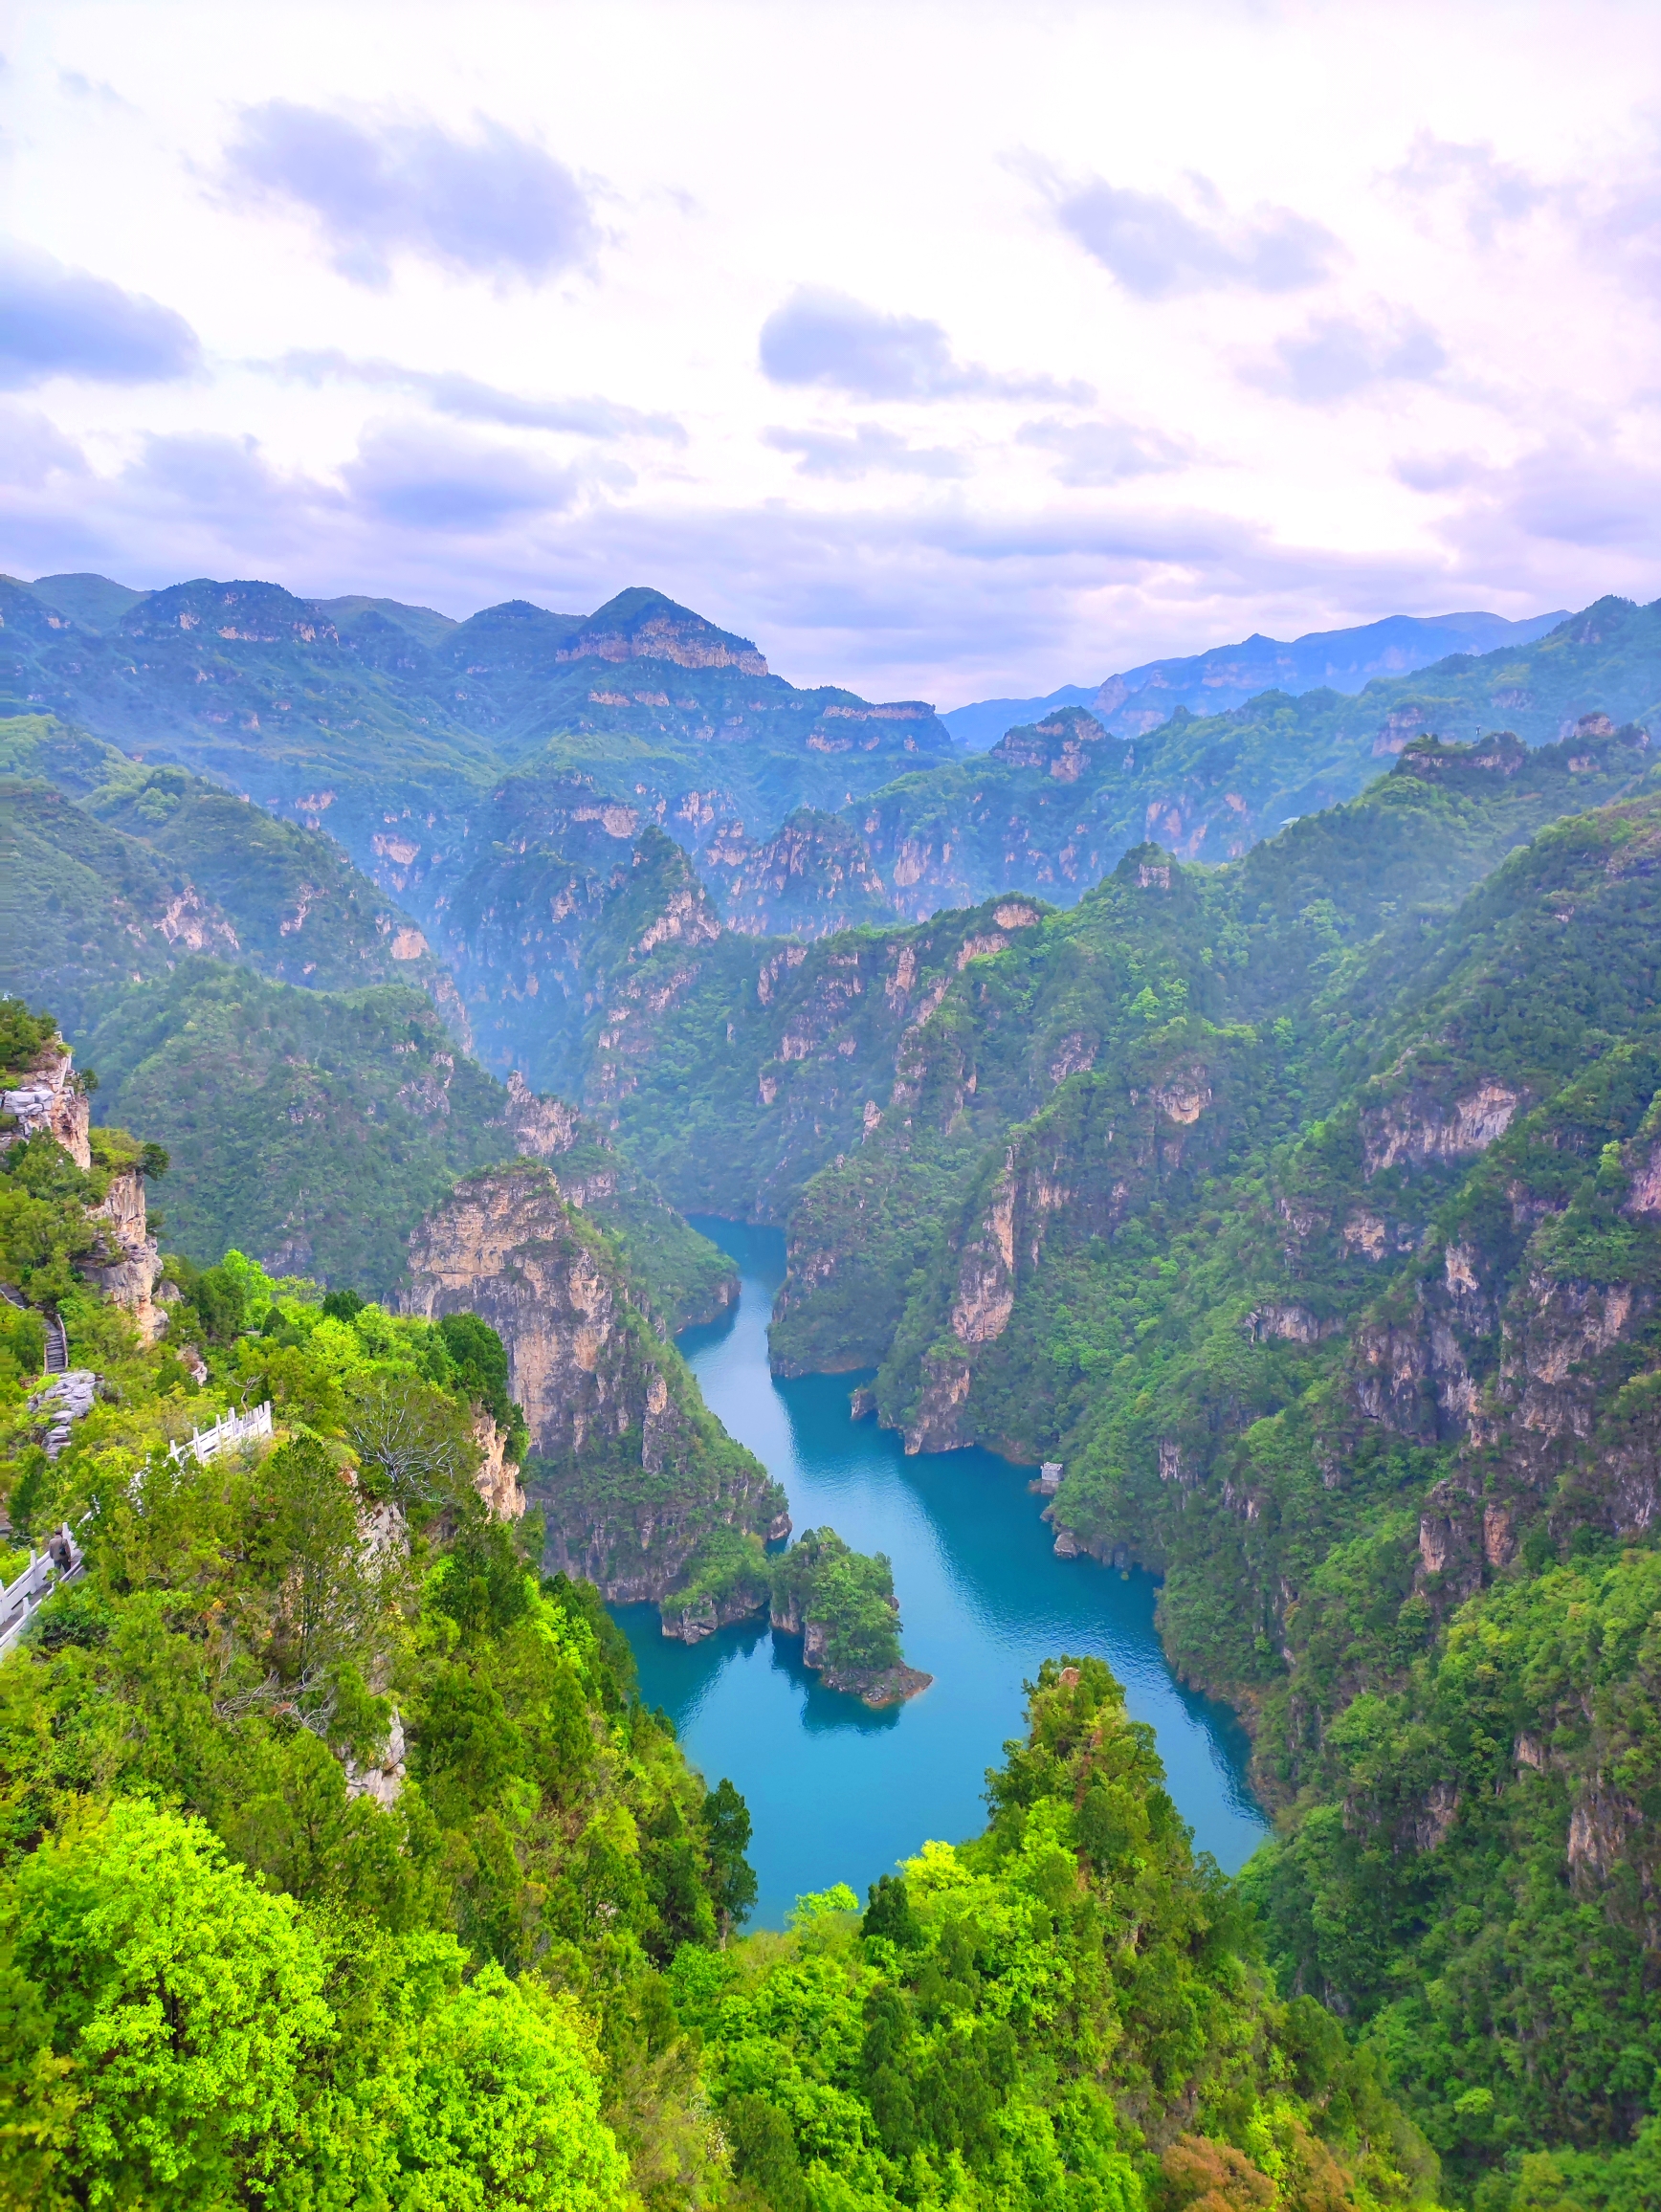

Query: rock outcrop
left=767, top=1585, right=933, bottom=1709
left=1, top=1040, right=90, bottom=1170
left=404, top=1164, right=783, bottom=1601
left=471, top=1407, right=526, bottom=1520
left=82, top=1166, right=166, bottom=1345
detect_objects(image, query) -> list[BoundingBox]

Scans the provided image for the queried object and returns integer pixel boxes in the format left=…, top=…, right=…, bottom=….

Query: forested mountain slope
left=0, top=704, right=738, bottom=1322
left=551, top=721, right=1661, bottom=2195
left=78, top=959, right=732, bottom=1333
left=8, top=576, right=1655, bottom=1092
left=432, top=588, right=1661, bottom=1031
left=839, top=600, right=1661, bottom=924
left=0, top=713, right=462, bottom=1037
left=0, top=572, right=950, bottom=935
left=0, top=1013, right=1445, bottom=2212
left=561, top=719, right=1652, bottom=1235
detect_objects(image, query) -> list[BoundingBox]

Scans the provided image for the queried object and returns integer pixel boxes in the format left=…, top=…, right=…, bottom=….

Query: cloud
left=263, top=349, right=685, bottom=441
left=763, top=423, right=968, bottom=479
left=342, top=422, right=582, bottom=528
left=0, top=404, right=89, bottom=489
left=1044, top=173, right=1340, bottom=299
left=221, top=103, right=599, bottom=285
left=1390, top=132, right=1552, bottom=245
left=57, top=69, right=135, bottom=109
left=758, top=288, right=1090, bottom=402
left=121, top=431, right=338, bottom=530
left=1015, top=418, right=1188, bottom=487
left=1443, top=436, right=1661, bottom=555
left=0, top=245, right=200, bottom=389
left=1242, top=309, right=1446, bottom=403
left=1393, top=450, right=1484, bottom=495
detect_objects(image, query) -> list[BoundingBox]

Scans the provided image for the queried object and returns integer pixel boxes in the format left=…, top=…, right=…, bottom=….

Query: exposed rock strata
left=1, top=1042, right=90, bottom=1169
left=82, top=1166, right=166, bottom=1345
left=404, top=1164, right=781, bottom=1601
left=471, top=1408, right=526, bottom=1520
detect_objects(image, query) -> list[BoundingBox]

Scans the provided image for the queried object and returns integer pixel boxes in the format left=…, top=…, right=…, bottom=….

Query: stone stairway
left=2, top=1280, right=69, bottom=1376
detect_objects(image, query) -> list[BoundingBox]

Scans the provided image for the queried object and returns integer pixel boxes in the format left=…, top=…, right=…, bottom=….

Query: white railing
left=0, top=1519, right=88, bottom=1656
left=166, top=1401, right=273, bottom=1467
left=1, top=1403, right=277, bottom=1658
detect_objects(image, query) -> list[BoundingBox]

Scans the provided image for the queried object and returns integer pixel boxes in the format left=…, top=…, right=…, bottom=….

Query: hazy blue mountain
left=25, top=571, right=153, bottom=631
left=0, top=572, right=954, bottom=968
left=942, top=606, right=1571, bottom=750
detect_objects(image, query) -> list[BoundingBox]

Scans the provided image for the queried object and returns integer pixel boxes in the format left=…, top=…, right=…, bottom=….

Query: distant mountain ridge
left=6, top=569, right=1658, bottom=1094
left=942, top=607, right=1570, bottom=751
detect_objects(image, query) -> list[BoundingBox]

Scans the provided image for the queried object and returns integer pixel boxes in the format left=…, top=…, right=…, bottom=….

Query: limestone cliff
left=470, top=1406, right=527, bottom=1520
left=698, top=808, right=894, bottom=939
left=404, top=1164, right=783, bottom=1600
left=82, top=1164, right=166, bottom=1346
left=1, top=1034, right=166, bottom=1342
left=1, top=1038, right=90, bottom=1170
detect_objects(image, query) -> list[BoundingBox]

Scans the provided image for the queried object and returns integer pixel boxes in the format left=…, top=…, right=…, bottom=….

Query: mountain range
left=941, top=607, right=1571, bottom=750
left=7, top=568, right=1660, bottom=1094
left=7, top=558, right=1661, bottom=2203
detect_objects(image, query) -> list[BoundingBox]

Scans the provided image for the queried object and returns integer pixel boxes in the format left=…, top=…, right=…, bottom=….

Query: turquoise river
left=612, top=1220, right=1268, bottom=1927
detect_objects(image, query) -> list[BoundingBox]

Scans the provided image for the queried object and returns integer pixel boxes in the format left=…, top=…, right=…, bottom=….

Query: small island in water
left=660, top=1523, right=932, bottom=1707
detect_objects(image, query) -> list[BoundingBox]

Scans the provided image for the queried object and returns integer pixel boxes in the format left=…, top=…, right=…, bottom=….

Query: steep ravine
left=404, top=1163, right=786, bottom=1601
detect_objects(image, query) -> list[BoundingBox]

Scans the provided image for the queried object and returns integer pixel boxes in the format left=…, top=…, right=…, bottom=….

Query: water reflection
left=612, top=1217, right=1268, bottom=1925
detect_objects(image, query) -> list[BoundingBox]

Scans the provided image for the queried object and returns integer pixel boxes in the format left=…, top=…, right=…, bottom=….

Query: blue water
left=612, top=1221, right=1268, bottom=1927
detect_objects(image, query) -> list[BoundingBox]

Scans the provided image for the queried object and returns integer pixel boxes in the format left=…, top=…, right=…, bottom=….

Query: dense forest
left=0, top=1010, right=1434, bottom=2206
left=519, top=720, right=1661, bottom=2203
left=5, top=581, right=1661, bottom=2209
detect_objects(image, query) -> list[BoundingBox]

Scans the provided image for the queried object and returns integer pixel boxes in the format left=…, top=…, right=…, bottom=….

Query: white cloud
left=1241, top=308, right=1448, bottom=404
left=218, top=103, right=600, bottom=287
left=758, top=289, right=1089, bottom=403
left=1, top=0, right=1657, bottom=700
left=1038, top=169, right=1341, bottom=299
left=1015, top=419, right=1189, bottom=486
left=763, top=422, right=969, bottom=480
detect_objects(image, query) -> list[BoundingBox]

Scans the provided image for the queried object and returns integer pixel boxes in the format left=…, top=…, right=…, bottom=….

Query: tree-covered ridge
left=0, top=1223, right=747, bottom=2206
left=844, top=796, right=1661, bottom=2193
left=9, top=570, right=1656, bottom=1096
left=69, top=962, right=733, bottom=1325
left=0, top=576, right=952, bottom=976
left=675, top=1656, right=1441, bottom=2212
left=941, top=608, right=1569, bottom=752
left=821, top=603, right=1661, bottom=927
left=0, top=997, right=61, bottom=1093
left=0, top=1067, right=1440, bottom=2211
left=565, top=719, right=1656, bottom=1365
left=0, top=715, right=461, bottom=1038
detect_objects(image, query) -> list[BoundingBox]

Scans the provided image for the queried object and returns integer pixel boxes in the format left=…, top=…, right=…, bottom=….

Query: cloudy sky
left=2, top=0, right=1658, bottom=703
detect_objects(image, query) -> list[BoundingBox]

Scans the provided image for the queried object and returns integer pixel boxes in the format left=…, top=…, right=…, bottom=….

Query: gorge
left=615, top=1220, right=1267, bottom=1928
left=7, top=572, right=1661, bottom=2208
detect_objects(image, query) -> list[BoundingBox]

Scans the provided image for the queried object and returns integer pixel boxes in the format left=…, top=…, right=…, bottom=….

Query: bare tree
left=343, top=1374, right=475, bottom=1511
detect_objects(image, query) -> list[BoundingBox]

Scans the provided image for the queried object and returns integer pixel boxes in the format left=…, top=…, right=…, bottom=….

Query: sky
left=1, top=0, right=1658, bottom=706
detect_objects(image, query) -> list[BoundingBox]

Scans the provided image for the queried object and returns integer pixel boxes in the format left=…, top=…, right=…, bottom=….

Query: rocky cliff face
left=82, top=1165, right=166, bottom=1345
left=1, top=1040, right=90, bottom=1169
left=698, top=808, right=894, bottom=939
left=403, top=1164, right=782, bottom=1600
left=470, top=1406, right=527, bottom=1520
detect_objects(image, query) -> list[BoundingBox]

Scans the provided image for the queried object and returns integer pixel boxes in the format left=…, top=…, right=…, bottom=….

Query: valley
left=5, top=567, right=1661, bottom=2208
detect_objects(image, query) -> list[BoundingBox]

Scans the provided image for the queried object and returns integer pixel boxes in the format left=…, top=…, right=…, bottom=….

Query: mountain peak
left=991, top=704, right=1111, bottom=781
left=559, top=586, right=768, bottom=676
left=30, top=573, right=150, bottom=632
left=122, top=577, right=339, bottom=647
